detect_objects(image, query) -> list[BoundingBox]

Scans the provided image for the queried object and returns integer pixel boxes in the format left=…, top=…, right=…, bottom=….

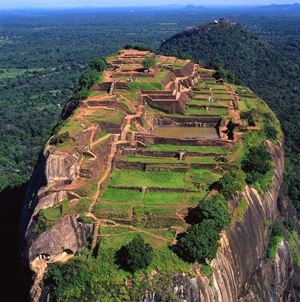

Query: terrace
left=49, top=49, right=244, bottom=259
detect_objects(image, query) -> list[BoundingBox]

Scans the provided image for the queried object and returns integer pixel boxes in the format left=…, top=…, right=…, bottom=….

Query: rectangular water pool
left=152, top=127, right=219, bottom=139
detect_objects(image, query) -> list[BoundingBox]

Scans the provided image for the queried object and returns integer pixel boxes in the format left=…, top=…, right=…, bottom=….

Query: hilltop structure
left=21, top=49, right=285, bottom=301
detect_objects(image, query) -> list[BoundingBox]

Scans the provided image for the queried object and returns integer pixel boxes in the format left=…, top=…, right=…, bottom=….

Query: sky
left=0, top=0, right=297, bottom=8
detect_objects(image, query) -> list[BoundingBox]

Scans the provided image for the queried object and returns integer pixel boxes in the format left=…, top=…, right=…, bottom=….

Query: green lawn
left=57, top=118, right=88, bottom=137
left=85, top=109, right=125, bottom=125
left=102, top=188, right=205, bottom=206
left=147, top=144, right=228, bottom=154
left=188, top=99, right=231, bottom=107
left=118, top=96, right=136, bottom=113
left=185, top=107, right=228, bottom=116
left=102, top=188, right=144, bottom=203
left=121, top=155, right=217, bottom=164
left=89, top=90, right=108, bottom=97
left=144, top=190, right=205, bottom=206
left=108, top=170, right=186, bottom=189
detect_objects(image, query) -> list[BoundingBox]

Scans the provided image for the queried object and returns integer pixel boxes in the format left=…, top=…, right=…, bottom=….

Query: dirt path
left=89, top=133, right=111, bottom=149
left=99, top=223, right=172, bottom=242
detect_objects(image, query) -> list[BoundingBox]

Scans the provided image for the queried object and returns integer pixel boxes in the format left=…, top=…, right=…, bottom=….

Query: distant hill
left=160, top=20, right=300, bottom=211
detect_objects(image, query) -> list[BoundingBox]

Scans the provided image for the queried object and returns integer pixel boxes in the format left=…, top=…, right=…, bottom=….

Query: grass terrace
left=89, top=90, right=109, bottom=97
left=147, top=144, right=229, bottom=154
left=84, top=108, right=125, bottom=125
left=188, top=99, right=231, bottom=107
left=184, top=107, right=228, bottom=116
left=121, top=155, right=218, bottom=164
left=108, top=170, right=186, bottom=189
left=107, top=169, right=221, bottom=191
left=102, top=188, right=207, bottom=207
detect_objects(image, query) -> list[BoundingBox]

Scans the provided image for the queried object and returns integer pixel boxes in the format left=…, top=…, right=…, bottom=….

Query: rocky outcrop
left=153, top=140, right=299, bottom=302
left=21, top=144, right=86, bottom=262
left=21, top=143, right=92, bottom=302
left=28, top=215, right=92, bottom=261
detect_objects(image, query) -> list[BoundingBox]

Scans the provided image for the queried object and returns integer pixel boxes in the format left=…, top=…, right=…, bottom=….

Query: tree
left=226, top=119, right=236, bottom=140
left=199, top=197, right=231, bottom=230
left=73, top=87, right=90, bottom=100
left=50, top=132, right=70, bottom=145
left=241, top=109, right=256, bottom=126
left=116, top=235, right=153, bottom=272
left=124, top=43, right=152, bottom=51
left=176, top=219, right=220, bottom=263
left=89, top=57, right=107, bottom=72
left=79, top=70, right=99, bottom=88
left=217, top=170, right=245, bottom=199
left=264, top=124, right=278, bottom=141
left=142, top=57, right=156, bottom=70
left=242, top=145, right=272, bottom=184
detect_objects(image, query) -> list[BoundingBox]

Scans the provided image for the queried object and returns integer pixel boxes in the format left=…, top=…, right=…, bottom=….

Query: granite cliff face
left=21, top=143, right=93, bottom=302
left=21, top=143, right=89, bottom=261
left=155, top=140, right=300, bottom=302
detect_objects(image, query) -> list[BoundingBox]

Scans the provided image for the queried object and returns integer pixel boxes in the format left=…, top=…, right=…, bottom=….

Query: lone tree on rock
left=89, top=57, right=107, bottom=72
left=116, top=235, right=153, bottom=272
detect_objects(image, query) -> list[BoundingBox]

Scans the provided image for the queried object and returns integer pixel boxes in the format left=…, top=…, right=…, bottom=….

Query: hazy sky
left=0, top=0, right=297, bottom=8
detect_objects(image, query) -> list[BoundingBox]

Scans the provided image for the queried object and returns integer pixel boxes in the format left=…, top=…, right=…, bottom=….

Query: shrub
left=33, top=211, right=51, bottom=234
left=176, top=219, right=220, bottom=263
left=199, top=196, right=231, bottom=230
left=124, top=43, right=152, bottom=51
left=240, top=109, right=256, bottom=126
left=45, top=260, right=100, bottom=302
left=73, top=87, right=90, bottom=100
left=242, top=145, right=272, bottom=184
left=116, top=235, right=153, bottom=272
left=264, top=124, right=278, bottom=141
left=201, top=264, right=213, bottom=276
left=50, top=132, right=70, bottom=145
left=284, top=219, right=297, bottom=232
left=89, top=57, right=107, bottom=72
left=268, top=234, right=283, bottom=259
left=217, top=170, right=245, bottom=199
left=79, top=70, right=99, bottom=88
left=142, top=57, right=156, bottom=70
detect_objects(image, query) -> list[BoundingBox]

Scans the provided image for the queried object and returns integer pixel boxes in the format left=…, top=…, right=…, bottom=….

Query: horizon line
left=1, top=3, right=300, bottom=10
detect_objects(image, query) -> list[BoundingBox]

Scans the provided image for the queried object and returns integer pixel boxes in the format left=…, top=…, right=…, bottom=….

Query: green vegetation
left=201, top=264, right=213, bottom=276
left=89, top=57, right=107, bottom=72
left=121, top=155, right=217, bottom=164
left=267, top=223, right=284, bottom=259
left=49, top=132, right=70, bottom=145
left=160, top=20, right=300, bottom=215
left=2, top=10, right=300, bottom=302
left=184, top=107, right=228, bottom=116
left=175, top=195, right=230, bottom=263
left=142, top=57, right=156, bottom=70
left=217, top=169, right=245, bottom=199
left=102, top=188, right=203, bottom=207
left=128, top=81, right=163, bottom=91
left=233, top=199, right=248, bottom=221
left=176, top=220, right=220, bottom=263
left=33, top=198, right=91, bottom=233
left=124, top=43, right=152, bottom=51
left=242, top=145, right=272, bottom=185
left=116, top=235, right=153, bottom=272
left=148, top=144, right=228, bottom=154
left=109, top=170, right=186, bottom=189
